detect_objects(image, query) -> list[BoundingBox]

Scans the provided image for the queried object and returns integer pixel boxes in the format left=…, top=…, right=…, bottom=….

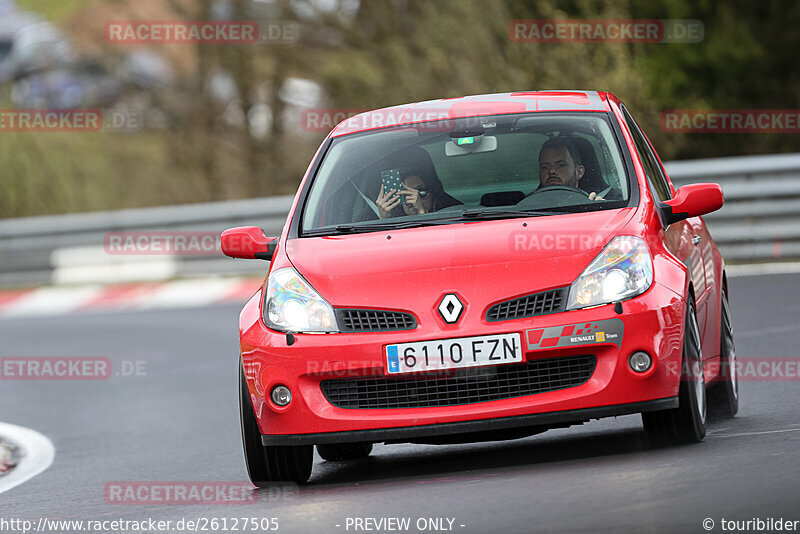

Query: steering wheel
left=528, top=184, right=591, bottom=198
left=515, top=184, right=593, bottom=210
left=437, top=203, right=481, bottom=213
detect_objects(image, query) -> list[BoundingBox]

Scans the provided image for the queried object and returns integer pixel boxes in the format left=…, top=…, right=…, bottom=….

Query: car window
left=620, top=105, right=671, bottom=201
left=301, top=112, right=633, bottom=234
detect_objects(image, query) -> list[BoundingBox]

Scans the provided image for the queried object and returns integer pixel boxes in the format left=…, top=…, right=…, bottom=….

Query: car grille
left=486, top=287, right=567, bottom=322
left=336, top=309, right=417, bottom=332
left=320, top=354, right=596, bottom=409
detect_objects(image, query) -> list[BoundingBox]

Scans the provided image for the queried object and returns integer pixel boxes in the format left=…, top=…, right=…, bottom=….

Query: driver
left=537, top=138, right=604, bottom=200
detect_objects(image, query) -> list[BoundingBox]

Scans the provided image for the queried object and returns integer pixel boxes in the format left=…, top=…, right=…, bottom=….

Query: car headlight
left=263, top=267, right=338, bottom=333
left=567, top=236, right=653, bottom=310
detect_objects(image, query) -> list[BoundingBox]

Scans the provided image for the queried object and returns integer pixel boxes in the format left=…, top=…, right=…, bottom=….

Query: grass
left=0, top=127, right=187, bottom=217
left=15, top=0, right=98, bottom=22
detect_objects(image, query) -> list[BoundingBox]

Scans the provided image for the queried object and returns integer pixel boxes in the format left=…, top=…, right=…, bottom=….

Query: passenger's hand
left=400, top=185, right=425, bottom=214
left=376, top=184, right=401, bottom=219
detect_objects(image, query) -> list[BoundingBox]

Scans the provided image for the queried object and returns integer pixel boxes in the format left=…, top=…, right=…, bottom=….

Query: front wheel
left=642, top=298, right=707, bottom=445
left=240, top=362, right=313, bottom=485
left=709, top=287, right=739, bottom=418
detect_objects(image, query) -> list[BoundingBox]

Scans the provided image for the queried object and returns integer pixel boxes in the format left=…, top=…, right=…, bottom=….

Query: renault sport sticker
left=525, top=318, right=624, bottom=350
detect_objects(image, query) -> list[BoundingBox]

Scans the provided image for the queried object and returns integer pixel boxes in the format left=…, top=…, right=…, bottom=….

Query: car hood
left=285, top=208, right=635, bottom=309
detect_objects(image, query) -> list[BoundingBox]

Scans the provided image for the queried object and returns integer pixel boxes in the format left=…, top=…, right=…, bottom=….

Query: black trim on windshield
left=301, top=208, right=573, bottom=237
left=288, top=137, right=334, bottom=240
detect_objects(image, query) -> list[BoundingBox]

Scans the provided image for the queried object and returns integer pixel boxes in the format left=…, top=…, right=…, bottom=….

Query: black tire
left=316, top=442, right=373, bottom=461
left=240, top=362, right=313, bottom=485
left=642, top=298, right=707, bottom=445
left=708, top=287, right=739, bottom=418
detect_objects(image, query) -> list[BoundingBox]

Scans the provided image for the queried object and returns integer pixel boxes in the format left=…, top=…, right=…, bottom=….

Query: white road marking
left=0, top=422, right=55, bottom=495
left=0, top=276, right=258, bottom=318
left=727, top=262, right=800, bottom=278
left=51, top=246, right=178, bottom=284
left=736, top=323, right=800, bottom=338
left=134, top=277, right=242, bottom=309
left=0, top=285, right=103, bottom=318
left=711, top=427, right=800, bottom=439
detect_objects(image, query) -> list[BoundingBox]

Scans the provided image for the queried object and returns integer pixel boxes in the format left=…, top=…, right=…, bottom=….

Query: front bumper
left=240, top=281, right=686, bottom=444
left=261, top=397, right=678, bottom=445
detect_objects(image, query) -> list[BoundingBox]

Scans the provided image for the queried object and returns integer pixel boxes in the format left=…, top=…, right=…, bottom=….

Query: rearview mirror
left=445, top=136, right=497, bottom=156
left=221, top=226, right=277, bottom=260
left=662, top=183, right=724, bottom=225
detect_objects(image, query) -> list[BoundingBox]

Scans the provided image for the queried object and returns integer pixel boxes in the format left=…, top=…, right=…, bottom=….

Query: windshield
left=301, top=112, right=632, bottom=235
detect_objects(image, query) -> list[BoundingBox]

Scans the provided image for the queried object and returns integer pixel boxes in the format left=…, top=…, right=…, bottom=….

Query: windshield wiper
left=303, top=220, right=449, bottom=237
left=457, top=209, right=561, bottom=220
left=303, top=209, right=563, bottom=237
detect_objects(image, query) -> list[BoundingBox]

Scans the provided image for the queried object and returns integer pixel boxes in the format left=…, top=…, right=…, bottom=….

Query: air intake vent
left=321, top=354, right=596, bottom=409
left=486, top=288, right=567, bottom=322
left=336, top=309, right=417, bottom=332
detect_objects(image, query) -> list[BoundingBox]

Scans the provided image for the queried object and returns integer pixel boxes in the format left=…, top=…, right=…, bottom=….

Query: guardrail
left=1, top=152, right=798, bottom=288
left=0, top=196, right=293, bottom=287
left=665, top=153, right=800, bottom=262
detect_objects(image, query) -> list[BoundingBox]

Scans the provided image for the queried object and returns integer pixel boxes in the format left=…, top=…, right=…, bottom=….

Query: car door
left=619, top=106, right=710, bottom=345
left=660, top=174, right=718, bottom=362
left=632, top=116, right=718, bottom=360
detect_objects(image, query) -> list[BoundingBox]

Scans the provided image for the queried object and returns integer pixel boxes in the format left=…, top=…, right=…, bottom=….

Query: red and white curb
left=0, top=264, right=790, bottom=319
left=0, top=422, right=55, bottom=495
left=0, top=440, right=16, bottom=475
left=0, top=277, right=263, bottom=318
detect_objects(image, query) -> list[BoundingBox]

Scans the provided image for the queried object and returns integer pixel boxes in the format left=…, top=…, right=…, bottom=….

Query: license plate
left=385, top=333, right=523, bottom=374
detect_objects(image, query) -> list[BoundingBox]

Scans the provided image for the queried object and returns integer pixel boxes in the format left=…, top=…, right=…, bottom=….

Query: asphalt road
left=1, top=273, right=799, bottom=534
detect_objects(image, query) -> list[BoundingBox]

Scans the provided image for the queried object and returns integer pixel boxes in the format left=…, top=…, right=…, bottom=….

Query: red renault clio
left=222, top=91, right=738, bottom=484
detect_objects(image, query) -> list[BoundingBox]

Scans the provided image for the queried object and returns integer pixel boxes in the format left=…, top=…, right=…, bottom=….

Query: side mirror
left=662, top=183, right=723, bottom=225
left=221, top=226, right=278, bottom=260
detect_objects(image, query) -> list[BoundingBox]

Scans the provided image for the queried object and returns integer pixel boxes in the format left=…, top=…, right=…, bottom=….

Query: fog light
left=629, top=352, right=652, bottom=373
left=270, top=385, right=292, bottom=406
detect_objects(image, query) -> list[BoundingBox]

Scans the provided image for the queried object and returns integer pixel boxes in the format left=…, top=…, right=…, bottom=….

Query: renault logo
left=438, top=294, right=463, bottom=324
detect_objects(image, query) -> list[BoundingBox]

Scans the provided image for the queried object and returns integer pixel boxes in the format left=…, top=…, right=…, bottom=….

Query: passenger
left=376, top=175, right=434, bottom=218
left=375, top=168, right=461, bottom=219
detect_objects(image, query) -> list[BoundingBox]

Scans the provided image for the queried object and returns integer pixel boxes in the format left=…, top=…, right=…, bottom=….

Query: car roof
left=330, top=90, right=614, bottom=137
